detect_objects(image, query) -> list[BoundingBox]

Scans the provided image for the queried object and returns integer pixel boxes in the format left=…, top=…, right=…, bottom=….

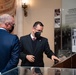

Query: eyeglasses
left=34, top=28, right=43, bottom=33
left=5, top=22, right=15, bottom=26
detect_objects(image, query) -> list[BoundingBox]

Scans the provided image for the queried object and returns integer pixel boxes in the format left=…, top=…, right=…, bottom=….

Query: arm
left=20, top=37, right=35, bottom=62
left=19, top=37, right=27, bottom=62
left=1, top=36, right=20, bottom=73
left=44, top=38, right=60, bottom=62
left=20, top=43, right=35, bottom=62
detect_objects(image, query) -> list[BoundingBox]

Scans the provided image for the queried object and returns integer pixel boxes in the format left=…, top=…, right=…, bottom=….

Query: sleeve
left=44, top=38, right=55, bottom=59
left=1, top=36, right=20, bottom=73
left=19, top=37, right=27, bottom=62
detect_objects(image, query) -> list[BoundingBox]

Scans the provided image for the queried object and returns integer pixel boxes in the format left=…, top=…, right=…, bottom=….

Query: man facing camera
left=20, top=21, right=60, bottom=67
left=0, top=14, right=20, bottom=73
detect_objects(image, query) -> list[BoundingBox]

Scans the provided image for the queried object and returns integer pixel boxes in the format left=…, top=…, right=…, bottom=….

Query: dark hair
left=33, top=21, right=44, bottom=28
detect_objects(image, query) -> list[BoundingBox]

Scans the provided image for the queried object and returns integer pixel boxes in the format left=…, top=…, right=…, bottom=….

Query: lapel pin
left=39, top=40, right=41, bottom=41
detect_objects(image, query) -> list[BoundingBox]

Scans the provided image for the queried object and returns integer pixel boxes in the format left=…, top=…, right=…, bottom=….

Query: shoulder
left=7, top=33, right=19, bottom=42
left=10, top=33, right=18, bottom=38
left=20, top=34, right=30, bottom=40
left=39, top=36, right=48, bottom=43
left=41, top=36, right=48, bottom=41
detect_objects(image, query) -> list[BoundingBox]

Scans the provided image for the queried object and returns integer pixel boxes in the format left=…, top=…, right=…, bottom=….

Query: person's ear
left=32, top=27, right=35, bottom=32
left=9, top=26, right=14, bottom=33
left=5, top=23, right=9, bottom=27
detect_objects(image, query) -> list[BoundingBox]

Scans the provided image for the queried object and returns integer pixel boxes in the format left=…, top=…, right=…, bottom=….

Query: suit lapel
left=27, top=35, right=42, bottom=54
left=34, top=39, right=42, bottom=53
left=27, top=35, right=33, bottom=54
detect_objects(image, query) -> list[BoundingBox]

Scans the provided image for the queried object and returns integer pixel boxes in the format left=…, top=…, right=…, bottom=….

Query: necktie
left=32, top=38, right=36, bottom=41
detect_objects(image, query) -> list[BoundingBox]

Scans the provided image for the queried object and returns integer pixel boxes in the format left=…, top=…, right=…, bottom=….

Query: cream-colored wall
left=21, top=0, right=61, bottom=67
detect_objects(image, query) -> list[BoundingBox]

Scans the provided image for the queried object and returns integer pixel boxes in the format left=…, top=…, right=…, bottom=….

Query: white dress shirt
left=30, top=34, right=36, bottom=40
left=0, top=27, right=6, bottom=30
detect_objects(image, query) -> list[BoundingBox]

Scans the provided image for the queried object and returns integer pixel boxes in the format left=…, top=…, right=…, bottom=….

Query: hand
left=51, top=55, right=60, bottom=62
left=26, top=55, right=35, bottom=62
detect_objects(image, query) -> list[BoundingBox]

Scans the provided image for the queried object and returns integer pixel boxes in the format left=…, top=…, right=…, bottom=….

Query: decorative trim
left=0, top=0, right=16, bottom=16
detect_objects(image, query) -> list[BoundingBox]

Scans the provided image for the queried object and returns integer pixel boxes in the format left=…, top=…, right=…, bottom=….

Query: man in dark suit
left=20, top=21, right=60, bottom=67
left=0, top=14, right=20, bottom=73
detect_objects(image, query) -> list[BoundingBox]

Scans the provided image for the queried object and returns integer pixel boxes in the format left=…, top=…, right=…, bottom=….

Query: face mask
left=9, top=26, right=14, bottom=33
left=35, top=32, right=41, bottom=39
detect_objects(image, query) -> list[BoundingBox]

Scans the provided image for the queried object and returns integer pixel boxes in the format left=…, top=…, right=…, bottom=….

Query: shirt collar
left=30, top=33, right=36, bottom=40
left=0, top=28, right=6, bottom=31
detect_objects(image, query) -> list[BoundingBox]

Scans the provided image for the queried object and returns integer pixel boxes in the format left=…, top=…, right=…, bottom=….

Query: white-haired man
left=0, top=14, right=20, bottom=73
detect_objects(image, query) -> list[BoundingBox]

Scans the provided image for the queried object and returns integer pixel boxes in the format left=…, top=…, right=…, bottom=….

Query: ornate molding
left=0, top=0, right=16, bottom=16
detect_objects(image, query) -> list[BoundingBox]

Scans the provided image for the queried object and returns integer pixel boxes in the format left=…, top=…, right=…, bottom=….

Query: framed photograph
left=54, top=9, right=61, bottom=28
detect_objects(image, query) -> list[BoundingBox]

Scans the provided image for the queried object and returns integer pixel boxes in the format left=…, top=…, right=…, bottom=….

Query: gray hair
left=0, top=14, right=13, bottom=24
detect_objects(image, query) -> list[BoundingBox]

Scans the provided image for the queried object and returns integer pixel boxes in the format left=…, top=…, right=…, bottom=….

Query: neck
left=0, top=24, right=6, bottom=29
left=31, top=32, right=35, bottom=37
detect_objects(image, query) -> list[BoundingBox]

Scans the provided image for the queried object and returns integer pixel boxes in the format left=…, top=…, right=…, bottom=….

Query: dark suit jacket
left=20, top=34, right=54, bottom=67
left=0, top=29, right=20, bottom=73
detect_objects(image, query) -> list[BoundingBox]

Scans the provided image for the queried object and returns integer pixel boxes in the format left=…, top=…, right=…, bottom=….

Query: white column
left=15, top=0, right=24, bottom=38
